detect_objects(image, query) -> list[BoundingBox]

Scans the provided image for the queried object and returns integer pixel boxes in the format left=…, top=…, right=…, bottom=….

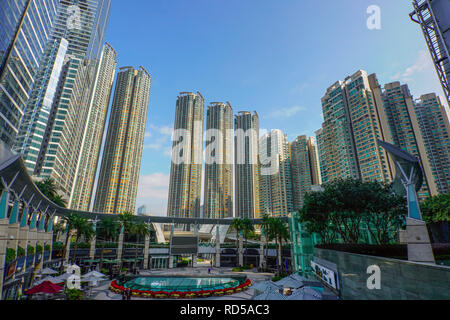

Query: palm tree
left=35, top=178, right=68, bottom=208
left=60, top=213, right=79, bottom=272
left=71, top=216, right=94, bottom=263
left=241, top=218, right=254, bottom=266
left=116, top=212, right=136, bottom=261
left=231, top=218, right=244, bottom=267
left=97, top=218, right=120, bottom=269
left=261, top=214, right=272, bottom=270
left=131, top=222, right=150, bottom=271
left=271, top=218, right=290, bottom=275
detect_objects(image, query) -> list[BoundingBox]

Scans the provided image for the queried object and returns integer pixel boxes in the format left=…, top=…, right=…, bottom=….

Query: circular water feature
left=110, top=275, right=251, bottom=298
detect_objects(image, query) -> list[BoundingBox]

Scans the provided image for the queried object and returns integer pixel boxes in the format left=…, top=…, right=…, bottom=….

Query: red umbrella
left=26, top=281, right=63, bottom=294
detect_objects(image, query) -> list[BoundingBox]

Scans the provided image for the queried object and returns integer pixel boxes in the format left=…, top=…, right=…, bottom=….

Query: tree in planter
left=298, top=178, right=407, bottom=245
left=131, top=221, right=150, bottom=271
left=421, top=194, right=450, bottom=243
left=363, top=182, right=406, bottom=245
left=96, top=218, right=120, bottom=270
left=231, top=218, right=244, bottom=266
left=298, top=191, right=336, bottom=244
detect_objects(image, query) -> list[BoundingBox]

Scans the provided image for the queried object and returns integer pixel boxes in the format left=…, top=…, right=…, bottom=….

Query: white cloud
left=268, top=106, right=307, bottom=118
left=391, top=50, right=431, bottom=82
left=136, top=173, right=170, bottom=216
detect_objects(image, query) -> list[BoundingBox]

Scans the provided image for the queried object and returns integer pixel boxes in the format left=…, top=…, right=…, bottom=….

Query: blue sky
left=103, top=0, right=448, bottom=216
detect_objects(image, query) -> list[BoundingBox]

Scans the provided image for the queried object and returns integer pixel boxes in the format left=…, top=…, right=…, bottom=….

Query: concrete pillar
left=169, top=224, right=174, bottom=269
left=238, top=232, right=243, bottom=267
left=7, top=201, right=20, bottom=254
left=89, top=220, right=98, bottom=260
left=36, top=216, right=46, bottom=272
left=0, top=221, right=8, bottom=300
left=215, top=225, right=220, bottom=268
left=64, top=232, right=71, bottom=266
left=192, top=224, right=198, bottom=267
left=117, top=226, right=124, bottom=263
left=406, top=218, right=435, bottom=264
left=259, top=234, right=266, bottom=269
left=143, top=234, right=150, bottom=269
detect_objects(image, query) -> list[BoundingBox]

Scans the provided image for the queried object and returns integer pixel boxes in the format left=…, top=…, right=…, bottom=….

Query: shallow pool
left=123, top=276, right=244, bottom=292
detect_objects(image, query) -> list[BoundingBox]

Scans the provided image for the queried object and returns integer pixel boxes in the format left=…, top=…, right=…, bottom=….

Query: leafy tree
left=421, top=194, right=450, bottom=243
left=298, top=178, right=407, bottom=245
left=421, top=194, right=450, bottom=224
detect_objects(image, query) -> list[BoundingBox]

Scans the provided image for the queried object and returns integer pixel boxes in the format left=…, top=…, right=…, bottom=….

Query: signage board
left=311, top=261, right=339, bottom=290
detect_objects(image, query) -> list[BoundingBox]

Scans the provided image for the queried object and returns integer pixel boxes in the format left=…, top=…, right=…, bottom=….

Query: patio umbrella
left=274, top=275, right=304, bottom=289
left=253, top=290, right=286, bottom=300
left=83, top=270, right=106, bottom=278
left=251, top=281, right=281, bottom=296
left=26, top=281, right=63, bottom=294
left=287, top=287, right=322, bottom=300
left=35, top=276, right=62, bottom=285
left=40, top=267, right=58, bottom=275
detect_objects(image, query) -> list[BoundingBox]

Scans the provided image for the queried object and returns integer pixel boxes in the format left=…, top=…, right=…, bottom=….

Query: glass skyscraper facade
left=234, top=111, right=260, bottom=219
left=290, top=135, right=321, bottom=210
left=70, top=43, right=117, bottom=211
left=94, top=66, right=152, bottom=215
left=203, top=102, right=233, bottom=219
left=0, top=0, right=59, bottom=146
left=259, top=129, right=293, bottom=217
left=317, top=70, right=393, bottom=185
left=415, top=93, right=450, bottom=195
left=14, top=0, right=112, bottom=202
left=167, top=92, right=204, bottom=219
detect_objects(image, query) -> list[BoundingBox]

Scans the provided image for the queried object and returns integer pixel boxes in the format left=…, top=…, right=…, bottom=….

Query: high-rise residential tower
left=371, top=80, right=437, bottom=198
left=203, top=102, right=233, bottom=219
left=259, top=129, right=293, bottom=217
left=415, top=93, right=450, bottom=194
left=235, top=111, right=260, bottom=219
left=411, top=0, right=450, bottom=107
left=14, top=0, right=112, bottom=202
left=167, top=92, right=204, bottom=219
left=317, top=70, right=393, bottom=184
left=94, top=66, right=151, bottom=215
left=290, top=135, right=322, bottom=210
left=0, top=0, right=59, bottom=146
left=70, top=43, right=117, bottom=211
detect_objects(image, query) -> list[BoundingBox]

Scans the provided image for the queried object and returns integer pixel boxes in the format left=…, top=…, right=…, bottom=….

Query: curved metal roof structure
left=0, top=143, right=279, bottom=225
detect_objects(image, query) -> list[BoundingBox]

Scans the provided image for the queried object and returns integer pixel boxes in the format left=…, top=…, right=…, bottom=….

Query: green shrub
left=121, top=267, right=128, bottom=273
left=52, top=242, right=64, bottom=250
left=100, top=268, right=109, bottom=275
left=232, top=267, right=243, bottom=272
left=66, top=288, right=83, bottom=300
left=6, top=248, right=16, bottom=263
left=44, top=244, right=51, bottom=251
left=26, top=245, right=35, bottom=255
left=242, top=265, right=252, bottom=270
left=17, top=246, right=26, bottom=257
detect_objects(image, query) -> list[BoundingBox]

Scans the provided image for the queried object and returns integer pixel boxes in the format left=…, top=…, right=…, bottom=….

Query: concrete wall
left=315, top=248, right=450, bottom=300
